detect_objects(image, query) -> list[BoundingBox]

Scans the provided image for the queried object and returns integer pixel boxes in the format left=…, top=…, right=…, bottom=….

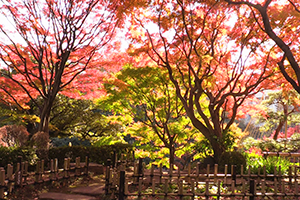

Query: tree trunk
left=273, top=104, right=288, bottom=141
left=38, top=98, right=54, bottom=134
left=188, top=116, right=225, bottom=163
left=273, top=119, right=285, bottom=141
left=169, top=145, right=175, bottom=170
left=209, top=137, right=225, bottom=163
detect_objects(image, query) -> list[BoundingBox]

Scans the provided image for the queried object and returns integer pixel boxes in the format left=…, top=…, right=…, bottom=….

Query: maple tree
left=50, top=95, right=122, bottom=139
left=26, top=94, right=122, bottom=139
left=0, top=0, right=126, bottom=136
left=224, top=0, right=300, bottom=94
left=101, top=65, right=199, bottom=168
left=127, top=0, right=275, bottom=161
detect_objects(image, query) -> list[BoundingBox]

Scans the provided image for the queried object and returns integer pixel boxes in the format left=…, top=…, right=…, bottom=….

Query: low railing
left=104, top=157, right=300, bottom=200
left=0, top=156, right=89, bottom=199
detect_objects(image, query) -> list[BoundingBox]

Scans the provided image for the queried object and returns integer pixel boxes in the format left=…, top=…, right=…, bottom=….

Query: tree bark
left=169, top=145, right=175, bottom=170
left=273, top=104, right=288, bottom=141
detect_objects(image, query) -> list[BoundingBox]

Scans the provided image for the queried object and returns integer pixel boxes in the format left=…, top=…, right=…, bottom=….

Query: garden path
left=38, top=163, right=107, bottom=200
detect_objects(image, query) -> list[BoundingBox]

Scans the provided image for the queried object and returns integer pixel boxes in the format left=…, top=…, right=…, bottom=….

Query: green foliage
left=255, top=89, right=300, bottom=137
left=0, top=143, right=132, bottom=171
left=100, top=65, right=200, bottom=168
left=50, top=137, right=91, bottom=147
left=48, top=143, right=133, bottom=167
left=27, top=95, right=122, bottom=139
left=242, top=135, right=300, bottom=153
left=92, top=134, right=126, bottom=147
left=246, top=153, right=291, bottom=175
left=193, top=136, right=213, bottom=158
left=217, top=129, right=236, bottom=151
left=0, top=103, right=29, bottom=127
left=194, top=130, right=236, bottom=158
left=0, top=146, right=37, bottom=171
left=241, top=137, right=260, bottom=151
left=218, top=151, right=246, bottom=174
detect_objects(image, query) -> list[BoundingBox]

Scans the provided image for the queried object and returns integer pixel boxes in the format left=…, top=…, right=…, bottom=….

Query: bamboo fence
left=0, top=156, right=89, bottom=199
left=105, top=155, right=300, bottom=200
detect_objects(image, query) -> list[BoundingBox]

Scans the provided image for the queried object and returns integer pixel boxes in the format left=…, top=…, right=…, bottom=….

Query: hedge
left=0, top=143, right=133, bottom=171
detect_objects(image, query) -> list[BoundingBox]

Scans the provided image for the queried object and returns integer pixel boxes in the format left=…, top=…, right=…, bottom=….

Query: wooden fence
left=0, top=156, right=89, bottom=199
left=105, top=156, right=300, bottom=200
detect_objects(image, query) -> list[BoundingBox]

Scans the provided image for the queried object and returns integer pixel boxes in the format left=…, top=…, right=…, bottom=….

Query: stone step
left=69, top=185, right=105, bottom=196
left=38, top=192, right=98, bottom=200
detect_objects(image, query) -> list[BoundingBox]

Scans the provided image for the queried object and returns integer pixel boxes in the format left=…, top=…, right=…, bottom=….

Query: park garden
left=0, top=0, right=300, bottom=199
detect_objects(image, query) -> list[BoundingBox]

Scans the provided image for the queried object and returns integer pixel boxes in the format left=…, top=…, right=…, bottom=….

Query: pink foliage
left=248, top=146, right=262, bottom=156
left=0, top=125, right=29, bottom=147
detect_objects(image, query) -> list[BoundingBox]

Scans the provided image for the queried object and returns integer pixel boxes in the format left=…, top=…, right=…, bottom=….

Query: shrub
left=241, top=134, right=300, bottom=153
left=50, top=137, right=91, bottom=147
left=0, top=146, right=37, bottom=171
left=246, top=153, right=291, bottom=175
left=0, top=125, right=29, bottom=147
left=218, top=151, right=246, bottom=174
left=0, top=143, right=133, bottom=171
left=48, top=143, right=133, bottom=168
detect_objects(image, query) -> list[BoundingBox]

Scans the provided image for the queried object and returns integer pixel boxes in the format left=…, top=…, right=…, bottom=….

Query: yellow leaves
left=202, top=55, right=214, bottom=64
left=129, top=24, right=146, bottom=39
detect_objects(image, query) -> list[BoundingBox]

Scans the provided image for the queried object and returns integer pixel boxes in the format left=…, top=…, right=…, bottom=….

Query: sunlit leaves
left=125, top=0, right=278, bottom=159
left=100, top=65, right=200, bottom=167
left=0, top=0, right=126, bottom=133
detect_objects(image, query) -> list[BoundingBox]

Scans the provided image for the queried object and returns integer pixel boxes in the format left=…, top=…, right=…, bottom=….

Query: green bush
left=241, top=135, right=300, bottom=153
left=50, top=137, right=91, bottom=147
left=48, top=143, right=133, bottom=168
left=0, top=143, right=133, bottom=171
left=218, top=151, right=246, bottom=174
left=0, top=146, right=37, bottom=171
left=246, top=153, right=291, bottom=175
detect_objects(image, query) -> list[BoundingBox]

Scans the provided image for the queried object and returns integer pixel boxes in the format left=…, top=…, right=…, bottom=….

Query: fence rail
left=0, top=156, right=89, bottom=199
left=105, top=154, right=300, bottom=200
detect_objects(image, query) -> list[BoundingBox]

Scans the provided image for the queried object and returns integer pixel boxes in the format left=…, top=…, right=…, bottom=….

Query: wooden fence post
left=7, top=164, right=13, bottom=194
left=249, top=179, right=255, bottom=200
left=159, top=163, right=163, bottom=184
left=75, top=157, right=80, bottom=176
left=205, top=180, right=209, bottom=200
left=0, top=168, right=5, bottom=199
left=54, top=158, right=58, bottom=178
left=164, top=178, right=168, bottom=200
left=112, top=150, right=117, bottom=168
left=137, top=158, right=143, bottom=182
left=132, top=150, right=135, bottom=163
left=23, top=161, right=28, bottom=184
left=41, top=160, right=44, bottom=181
left=214, top=164, right=218, bottom=183
left=150, top=164, right=154, bottom=184
left=15, top=156, right=23, bottom=188
left=178, top=179, right=183, bottom=200
left=119, top=171, right=125, bottom=200
left=35, top=161, right=41, bottom=183
left=50, top=159, right=54, bottom=180
left=232, top=165, right=236, bottom=186
left=224, top=164, right=228, bottom=184
left=85, top=155, right=89, bottom=176
left=105, top=159, right=111, bottom=195
left=64, top=158, right=68, bottom=178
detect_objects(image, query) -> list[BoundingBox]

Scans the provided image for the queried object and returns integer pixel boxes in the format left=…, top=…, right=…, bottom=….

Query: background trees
left=255, top=89, right=300, bottom=140
left=0, top=0, right=124, bottom=136
left=126, top=0, right=274, bottom=161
